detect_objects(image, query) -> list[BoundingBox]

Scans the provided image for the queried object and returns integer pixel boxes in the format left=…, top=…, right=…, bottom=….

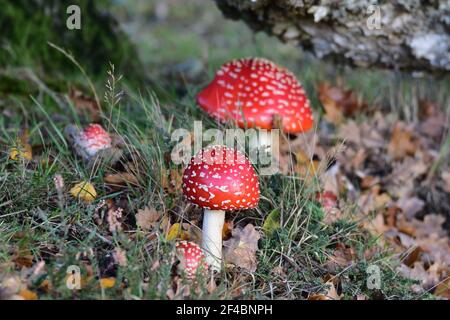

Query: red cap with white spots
left=76, top=124, right=112, bottom=157
left=182, top=145, right=260, bottom=211
left=176, top=241, right=208, bottom=279
left=196, top=57, right=313, bottom=134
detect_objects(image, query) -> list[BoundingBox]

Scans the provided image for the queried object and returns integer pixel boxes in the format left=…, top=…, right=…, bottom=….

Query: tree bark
left=214, top=0, right=450, bottom=73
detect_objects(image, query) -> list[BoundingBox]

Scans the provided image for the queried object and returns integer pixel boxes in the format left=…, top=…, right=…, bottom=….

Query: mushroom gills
left=201, top=209, right=225, bottom=271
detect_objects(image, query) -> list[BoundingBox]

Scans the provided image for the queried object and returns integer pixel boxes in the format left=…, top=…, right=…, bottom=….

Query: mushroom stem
left=202, top=209, right=225, bottom=272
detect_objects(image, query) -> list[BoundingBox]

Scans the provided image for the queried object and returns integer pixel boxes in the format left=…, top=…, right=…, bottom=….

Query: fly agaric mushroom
left=65, top=124, right=112, bottom=161
left=176, top=241, right=208, bottom=280
left=182, top=145, right=260, bottom=271
left=196, top=58, right=314, bottom=141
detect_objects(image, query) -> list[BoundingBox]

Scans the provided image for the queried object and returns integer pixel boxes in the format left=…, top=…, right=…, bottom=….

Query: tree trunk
left=214, top=0, right=450, bottom=73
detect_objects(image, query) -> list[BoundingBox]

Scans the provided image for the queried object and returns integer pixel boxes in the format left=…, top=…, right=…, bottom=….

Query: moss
left=0, top=0, right=144, bottom=84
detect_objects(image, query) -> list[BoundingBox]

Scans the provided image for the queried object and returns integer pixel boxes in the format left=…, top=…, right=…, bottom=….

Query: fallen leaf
left=388, top=122, right=416, bottom=160
left=402, top=246, right=423, bottom=267
left=99, top=277, right=116, bottom=289
left=135, top=206, right=161, bottom=231
left=9, top=128, right=32, bottom=161
left=434, top=278, right=450, bottom=299
left=69, top=86, right=101, bottom=121
left=324, top=280, right=342, bottom=300
left=294, top=150, right=319, bottom=180
left=18, top=289, right=37, bottom=300
left=318, top=82, right=364, bottom=125
left=70, top=181, right=97, bottom=202
left=12, top=248, right=33, bottom=268
left=441, top=171, right=450, bottom=194
left=9, top=146, right=32, bottom=161
left=223, top=224, right=260, bottom=272
left=262, top=208, right=281, bottom=236
left=308, top=280, right=342, bottom=300
left=396, top=197, right=425, bottom=219
left=166, top=223, right=189, bottom=241
left=325, top=243, right=355, bottom=272
left=104, top=172, right=139, bottom=188
left=222, top=221, right=234, bottom=240
left=161, top=168, right=183, bottom=195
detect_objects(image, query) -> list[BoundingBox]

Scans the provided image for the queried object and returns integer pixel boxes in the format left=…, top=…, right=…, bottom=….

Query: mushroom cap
left=176, top=241, right=208, bottom=279
left=196, top=57, right=313, bottom=134
left=76, top=124, right=112, bottom=157
left=182, top=145, right=260, bottom=211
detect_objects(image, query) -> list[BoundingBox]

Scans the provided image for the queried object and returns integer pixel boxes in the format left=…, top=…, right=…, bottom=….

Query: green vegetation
left=0, top=0, right=447, bottom=300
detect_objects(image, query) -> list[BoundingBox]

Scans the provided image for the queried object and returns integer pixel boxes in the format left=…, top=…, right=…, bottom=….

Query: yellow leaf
left=70, top=181, right=97, bottom=202
left=19, top=289, right=38, bottom=300
left=166, top=223, right=189, bottom=241
left=99, top=277, right=116, bottom=289
left=9, top=145, right=32, bottom=161
left=262, top=209, right=281, bottom=236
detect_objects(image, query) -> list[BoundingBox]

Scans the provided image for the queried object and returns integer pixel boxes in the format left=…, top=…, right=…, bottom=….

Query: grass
left=0, top=76, right=427, bottom=299
left=0, top=0, right=446, bottom=300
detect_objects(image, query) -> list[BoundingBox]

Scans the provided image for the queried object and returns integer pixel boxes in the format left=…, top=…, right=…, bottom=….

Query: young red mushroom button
left=196, top=57, right=314, bottom=135
left=176, top=241, right=208, bottom=280
left=182, top=145, right=260, bottom=271
left=66, top=123, right=112, bottom=160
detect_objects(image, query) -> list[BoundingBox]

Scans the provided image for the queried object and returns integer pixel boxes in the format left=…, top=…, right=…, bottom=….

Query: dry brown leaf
left=338, top=121, right=361, bottom=145
left=12, top=248, right=33, bottom=268
left=364, top=213, right=389, bottom=235
left=69, top=86, right=101, bottom=121
left=396, top=197, right=425, bottom=219
left=223, top=224, right=260, bottom=272
left=434, top=278, right=450, bottom=299
left=293, top=150, right=319, bottom=180
left=222, top=221, right=234, bottom=240
left=324, top=280, right=342, bottom=300
left=402, top=246, right=423, bottom=267
left=441, top=171, right=450, bottom=194
left=135, top=206, right=161, bottom=231
left=318, top=82, right=364, bottom=125
left=388, top=122, right=416, bottom=160
left=161, top=168, right=183, bottom=195
left=104, top=172, right=139, bottom=188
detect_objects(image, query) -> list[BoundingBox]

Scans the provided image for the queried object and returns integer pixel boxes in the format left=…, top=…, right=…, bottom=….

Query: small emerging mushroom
left=65, top=123, right=112, bottom=161
left=182, top=145, right=260, bottom=271
left=197, top=57, right=314, bottom=147
left=176, top=241, right=208, bottom=280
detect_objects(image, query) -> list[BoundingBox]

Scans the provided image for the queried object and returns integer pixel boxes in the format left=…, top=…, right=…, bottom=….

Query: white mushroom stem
left=202, top=209, right=225, bottom=272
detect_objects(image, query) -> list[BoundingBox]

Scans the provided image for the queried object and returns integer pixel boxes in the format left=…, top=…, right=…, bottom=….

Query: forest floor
left=0, top=0, right=449, bottom=300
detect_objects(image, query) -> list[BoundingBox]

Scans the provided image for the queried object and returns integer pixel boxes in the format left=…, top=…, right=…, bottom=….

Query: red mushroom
left=182, top=145, right=260, bottom=271
left=176, top=241, right=208, bottom=280
left=196, top=58, right=314, bottom=137
left=66, top=123, right=112, bottom=160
